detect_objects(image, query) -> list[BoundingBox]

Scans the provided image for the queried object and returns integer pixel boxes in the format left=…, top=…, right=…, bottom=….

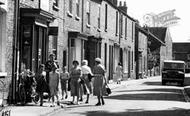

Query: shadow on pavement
left=142, top=81, right=162, bottom=86
left=105, top=92, right=184, bottom=101
left=115, top=88, right=181, bottom=93
left=80, top=108, right=189, bottom=116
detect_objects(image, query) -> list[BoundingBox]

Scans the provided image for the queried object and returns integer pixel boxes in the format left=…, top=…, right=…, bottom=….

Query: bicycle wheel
left=32, top=94, right=39, bottom=104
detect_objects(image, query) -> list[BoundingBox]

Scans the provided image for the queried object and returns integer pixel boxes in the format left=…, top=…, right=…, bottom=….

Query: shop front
left=68, top=32, right=101, bottom=70
left=19, top=8, right=54, bottom=73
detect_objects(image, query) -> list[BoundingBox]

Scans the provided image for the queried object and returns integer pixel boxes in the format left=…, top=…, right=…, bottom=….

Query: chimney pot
left=124, top=1, right=126, bottom=7
left=119, top=1, right=122, bottom=6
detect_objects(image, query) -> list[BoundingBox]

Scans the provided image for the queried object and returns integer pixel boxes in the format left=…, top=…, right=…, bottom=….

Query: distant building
left=173, top=42, right=190, bottom=72
left=148, top=27, right=173, bottom=75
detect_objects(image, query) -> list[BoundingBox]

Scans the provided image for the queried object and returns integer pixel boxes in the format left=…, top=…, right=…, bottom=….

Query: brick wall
left=0, top=0, right=15, bottom=98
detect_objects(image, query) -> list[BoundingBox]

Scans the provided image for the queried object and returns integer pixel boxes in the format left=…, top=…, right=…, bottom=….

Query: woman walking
left=70, top=60, right=82, bottom=105
left=115, top=62, right=123, bottom=84
left=93, top=58, right=106, bottom=106
left=81, top=60, right=93, bottom=104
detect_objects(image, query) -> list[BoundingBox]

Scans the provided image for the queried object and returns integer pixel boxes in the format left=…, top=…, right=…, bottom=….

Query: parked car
left=162, top=60, right=185, bottom=86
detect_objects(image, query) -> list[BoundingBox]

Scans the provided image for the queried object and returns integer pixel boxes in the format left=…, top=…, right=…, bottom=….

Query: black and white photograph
left=0, top=0, right=190, bottom=115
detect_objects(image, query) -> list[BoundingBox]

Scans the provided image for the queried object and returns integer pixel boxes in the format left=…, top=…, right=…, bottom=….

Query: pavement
left=1, top=75, right=190, bottom=116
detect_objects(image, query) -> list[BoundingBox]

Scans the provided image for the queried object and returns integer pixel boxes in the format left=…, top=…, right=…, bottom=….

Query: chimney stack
left=118, top=1, right=128, bottom=14
left=113, top=0, right=118, bottom=6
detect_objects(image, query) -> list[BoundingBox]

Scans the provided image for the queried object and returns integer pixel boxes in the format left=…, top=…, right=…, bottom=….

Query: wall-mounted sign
left=143, top=9, right=180, bottom=27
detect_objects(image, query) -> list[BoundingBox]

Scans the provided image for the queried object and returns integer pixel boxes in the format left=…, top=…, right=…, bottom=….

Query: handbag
left=106, top=85, right=112, bottom=95
left=88, top=74, right=93, bottom=82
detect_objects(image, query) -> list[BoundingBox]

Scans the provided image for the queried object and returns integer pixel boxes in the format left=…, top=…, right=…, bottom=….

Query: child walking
left=35, top=64, right=47, bottom=106
left=49, top=64, right=60, bottom=107
left=60, top=66, right=70, bottom=100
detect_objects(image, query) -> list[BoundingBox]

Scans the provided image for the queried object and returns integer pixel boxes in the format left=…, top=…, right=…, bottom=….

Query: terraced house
left=5, top=0, right=170, bottom=104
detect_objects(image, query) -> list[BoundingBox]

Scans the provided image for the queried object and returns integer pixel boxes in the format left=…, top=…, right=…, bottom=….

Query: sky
left=119, top=0, right=190, bottom=42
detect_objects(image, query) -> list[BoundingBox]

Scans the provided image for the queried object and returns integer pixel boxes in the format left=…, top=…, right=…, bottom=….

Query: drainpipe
left=11, top=0, right=20, bottom=104
left=81, top=0, right=84, bottom=32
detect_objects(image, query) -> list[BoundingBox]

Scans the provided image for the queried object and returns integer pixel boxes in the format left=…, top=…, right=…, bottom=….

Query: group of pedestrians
left=34, top=53, right=107, bottom=107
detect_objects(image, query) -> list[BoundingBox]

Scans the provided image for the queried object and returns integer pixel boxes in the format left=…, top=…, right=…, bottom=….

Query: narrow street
left=49, top=77, right=190, bottom=116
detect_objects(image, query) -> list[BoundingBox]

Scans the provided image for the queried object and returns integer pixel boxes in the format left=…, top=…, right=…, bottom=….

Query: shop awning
left=20, top=8, right=54, bottom=22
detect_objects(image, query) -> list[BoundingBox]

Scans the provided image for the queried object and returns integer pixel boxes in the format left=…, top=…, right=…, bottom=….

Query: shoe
left=57, top=101, right=60, bottom=106
left=50, top=104, right=55, bottom=107
left=85, top=101, right=89, bottom=104
left=40, top=103, right=43, bottom=106
left=95, top=102, right=101, bottom=106
left=79, top=98, right=83, bottom=101
left=70, top=101, right=75, bottom=105
left=102, top=101, right=105, bottom=105
left=65, top=95, right=68, bottom=99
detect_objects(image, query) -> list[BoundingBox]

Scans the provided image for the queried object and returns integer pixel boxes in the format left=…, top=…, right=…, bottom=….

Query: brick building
left=148, top=27, right=173, bottom=75
left=135, top=24, right=148, bottom=79
left=6, top=0, right=164, bottom=103
left=0, top=0, right=15, bottom=103
left=173, top=42, right=190, bottom=72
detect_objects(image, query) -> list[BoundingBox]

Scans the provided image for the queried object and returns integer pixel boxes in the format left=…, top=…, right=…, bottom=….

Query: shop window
left=63, top=50, right=67, bottom=67
left=71, top=39, right=75, bottom=47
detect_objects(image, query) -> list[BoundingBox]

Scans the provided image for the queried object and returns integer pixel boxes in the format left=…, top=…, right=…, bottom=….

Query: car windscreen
left=163, top=62, right=184, bottom=69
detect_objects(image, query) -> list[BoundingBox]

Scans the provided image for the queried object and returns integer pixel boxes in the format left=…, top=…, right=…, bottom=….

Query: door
left=109, top=45, right=114, bottom=80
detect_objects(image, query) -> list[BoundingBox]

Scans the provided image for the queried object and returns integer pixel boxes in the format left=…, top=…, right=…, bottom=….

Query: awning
left=68, top=31, right=88, bottom=40
left=148, top=32, right=165, bottom=51
left=20, top=8, right=54, bottom=23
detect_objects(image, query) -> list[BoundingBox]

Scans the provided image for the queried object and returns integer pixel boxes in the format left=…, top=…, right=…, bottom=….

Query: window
left=187, top=54, right=190, bottom=60
left=76, top=0, right=80, bottom=17
left=105, top=4, right=108, bottom=32
left=86, top=1, right=90, bottom=25
left=53, top=0, right=59, bottom=11
left=120, top=14, right=123, bottom=36
left=132, top=22, right=134, bottom=42
left=104, top=43, right=107, bottom=69
left=115, top=11, right=118, bottom=36
left=98, top=5, right=101, bottom=29
left=125, top=17, right=127, bottom=39
left=69, top=0, right=73, bottom=13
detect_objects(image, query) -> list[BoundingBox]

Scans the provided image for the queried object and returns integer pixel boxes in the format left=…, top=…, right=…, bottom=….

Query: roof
left=140, top=26, right=165, bottom=51
left=164, top=60, right=185, bottom=64
left=148, top=27, right=167, bottom=43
